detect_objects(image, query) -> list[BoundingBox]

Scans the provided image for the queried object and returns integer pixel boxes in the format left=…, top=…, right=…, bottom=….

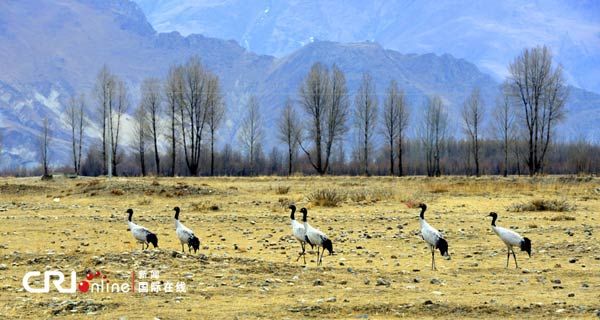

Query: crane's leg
left=431, top=246, right=436, bottom=271
left=319, top=247, right=324, bottom=265
left=512, top=249, right=519, bottom=269
left=302, top=242, right=307, bottom=264
left=317, top=247, right=322, bottom=266
left=506, top=247, right=510, bottom=268
left=181, top=243, right=185, bottom=253
left=296, top=241, right=304, bottom=262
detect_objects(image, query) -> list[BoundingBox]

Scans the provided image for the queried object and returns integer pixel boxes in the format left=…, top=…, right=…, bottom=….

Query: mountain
left=0, top=0, right=598, bottom=170
left=0, top=0, right=270, bottom=169
left=134, top=0, right=600, bottom=94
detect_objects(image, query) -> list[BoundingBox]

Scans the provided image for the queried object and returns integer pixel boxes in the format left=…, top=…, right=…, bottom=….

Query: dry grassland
left=0, top=175, right=599, bottom=319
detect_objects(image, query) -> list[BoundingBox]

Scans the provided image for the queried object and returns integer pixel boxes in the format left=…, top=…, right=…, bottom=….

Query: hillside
left=0, top=0, right=598, bottom=170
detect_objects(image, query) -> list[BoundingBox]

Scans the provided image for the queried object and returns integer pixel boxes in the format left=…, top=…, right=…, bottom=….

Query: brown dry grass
left=0, top=175, right=598, bottom=319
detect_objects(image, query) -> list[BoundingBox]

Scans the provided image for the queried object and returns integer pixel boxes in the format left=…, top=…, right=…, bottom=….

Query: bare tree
left=396, top=89, right=409, bottom=177
left=141, top=78, right=162, bottom=175
left=165, top=65, right=183, bottom=176
left=206, top=75, right=224, bottom=176
left=179, top=56, right=211, bottom=176
left=461, top=88, right=484, bottom=176
left=94, top=65, right=115, bottom=175
left=493, top=94, right=516, bottom=177
left=298, top=63, right=349, bottom=175
left=109, top=79, right=129, bottom=176
left=353, top=72, right=378, bottom=176
left=66, top=93, right=86, bottom=175
left=278, top=98, right=301, bottom=176
left=382, top=80, right=410, bottom=176
left=422, top=96, right=447, bottom=177
left=39, top=117, right=51, bottom=177
left=132, top=102, right=149, bottom=176
left=238, top=95, right=263, bottom=175
left=382, top=80, right=399, bottom=175
left=506, top=45, right=568, bottom=175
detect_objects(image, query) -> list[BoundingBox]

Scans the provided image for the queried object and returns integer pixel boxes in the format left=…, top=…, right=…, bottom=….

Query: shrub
left=307, top=189, right=345, bottom=207
left=549, top=215, right=576, bottom=221
left=275, top=185, right=291, bottom=195
left=191, top=201, right=220, bottom=212
left=348, top=189, right=393, bottom=203
left=507, top=199, right=574, bottom=212
left=111, top=189, right=124, bottom=196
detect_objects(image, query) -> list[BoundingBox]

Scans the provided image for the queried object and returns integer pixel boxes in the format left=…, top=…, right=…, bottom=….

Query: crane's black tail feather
left=188, top=236, right=200, bottom=253
left=436, top=238, right=450, bottom=259
left=322, top=239, right=333, bottom=255
left=521, top=237, right=531, bottom=257
left=146, top=233, right=158, bottom=248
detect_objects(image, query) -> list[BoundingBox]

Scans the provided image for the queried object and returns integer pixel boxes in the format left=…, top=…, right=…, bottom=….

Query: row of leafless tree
left=25, top=45, right=588, bottom=177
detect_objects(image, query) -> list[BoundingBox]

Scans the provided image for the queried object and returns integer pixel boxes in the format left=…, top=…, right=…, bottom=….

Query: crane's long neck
left=491, top=215, right=497, bottom=227
left=290, top=208, right=295, bottom=220
left=128, top=212, right=133, bottom=222
left=174, top=210, right=181, bottom=229
left=419, top=207, right=426, bottom=220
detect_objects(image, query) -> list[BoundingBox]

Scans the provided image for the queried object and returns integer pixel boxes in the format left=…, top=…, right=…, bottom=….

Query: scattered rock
left=565, top=230, right=574, bottom=236
left=326, top=296, right=336, bottom=302
left=568, top=293, right=575, bottom=297
left=376, top=278, right=391, bottom=287
left=430, top=278, right=442, bottom=285
left=552, top=279, right=562, bottom=284
left=0, top=264, right=7, bottom=270
left=569, top=258, right=578, bottom=263
left=313, top=279, right=323, bottom=286
left=423, top=300, right=433, bottom=305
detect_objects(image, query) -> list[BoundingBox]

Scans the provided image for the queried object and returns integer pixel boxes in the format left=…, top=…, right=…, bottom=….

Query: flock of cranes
left=125, top=203, right=531, bottom=270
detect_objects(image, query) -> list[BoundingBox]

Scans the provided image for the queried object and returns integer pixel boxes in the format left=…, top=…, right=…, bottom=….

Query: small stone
left=568, top=293, right=575, bottom=297
left=326, top=296, right=336, bottom=302
left=552, top=279, right=562, bottom=284
left=364, top=278, right=370, bottom=285
left=376, top=278, right=391, bottom=286
left=0, top=264, right=7, bottom=270
left=413, top=277, right=420, bottom=283
left=556, top=309, right=566, bottom=313
left=569, top=258, right=578, bottom=263
left=565, top=230, right=574, bottom=236
left=423, top=300, right=433, bottom=305
left=430, top=278, right=442, bottom=285
left=313, top=279, right=323, bottom=286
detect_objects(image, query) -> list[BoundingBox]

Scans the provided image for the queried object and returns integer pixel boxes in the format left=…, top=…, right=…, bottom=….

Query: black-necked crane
left=300, top=207, right=333, bottom=266
left=417, top=203, right=450, bottom=270
left=174, top=207, right=200, bottom=253
left=289, top=204, right=308, bottom=264
left=488, top=212, right=531, bottom=268
left=126, top=208, right=158, bottom=250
